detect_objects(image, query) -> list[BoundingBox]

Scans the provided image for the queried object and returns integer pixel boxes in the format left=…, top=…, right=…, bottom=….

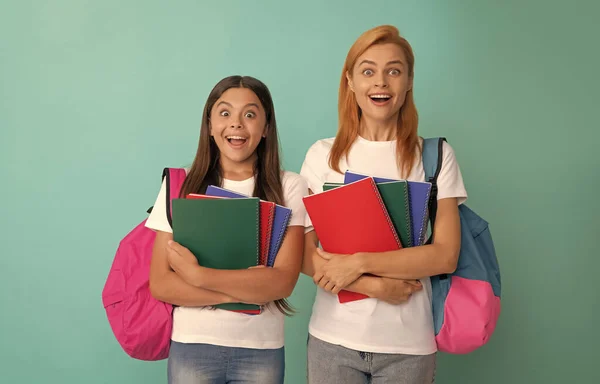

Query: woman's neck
left=220, top=156, right=256, bottom=181
left=358, top=115, right=398, bottom=141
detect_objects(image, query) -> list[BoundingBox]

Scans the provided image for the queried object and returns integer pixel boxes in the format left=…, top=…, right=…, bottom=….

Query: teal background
left=1, top=1, right=598, bottom=383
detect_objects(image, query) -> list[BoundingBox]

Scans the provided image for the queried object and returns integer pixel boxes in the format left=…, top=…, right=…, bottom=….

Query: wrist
left=358, top=275, right=382, bottom=298
left=354, top=252, right=368, bottom=274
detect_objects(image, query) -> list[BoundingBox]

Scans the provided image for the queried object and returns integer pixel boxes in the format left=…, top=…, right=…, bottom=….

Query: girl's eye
left=389, top=69, right=401, bottom=76
left=363, top=69, right=374, bottom=76
left=245, top=112, right=256, bottom=118
left=220, top=110, right=230, bottom=117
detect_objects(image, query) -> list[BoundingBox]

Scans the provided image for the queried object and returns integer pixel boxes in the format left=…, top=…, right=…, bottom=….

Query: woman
left=300, top=25, right=467, bottom=383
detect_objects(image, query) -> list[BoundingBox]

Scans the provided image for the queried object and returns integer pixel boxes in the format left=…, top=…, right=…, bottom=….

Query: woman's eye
left=220, top=110, right=230, bottom=117
left=389, top=69, right=401, bottom=76
left=245, top=112, right=256, bottom=118
left=363, top=69, right=374, bottom=76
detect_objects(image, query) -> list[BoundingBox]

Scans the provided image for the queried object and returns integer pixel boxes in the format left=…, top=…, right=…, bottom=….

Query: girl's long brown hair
left=179, top=75, right=294, bottom=316
left=330, top=25, right=420, bottom=178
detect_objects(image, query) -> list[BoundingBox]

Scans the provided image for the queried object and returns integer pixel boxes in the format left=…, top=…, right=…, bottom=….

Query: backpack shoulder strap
left=421, top=137, right=446, bottom=242
left=163, top=167, right=187, bottom=228
left=422, top=137, right=446, bottom=185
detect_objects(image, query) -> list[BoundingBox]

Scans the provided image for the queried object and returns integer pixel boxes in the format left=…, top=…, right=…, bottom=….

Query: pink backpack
left=102, top=168, right=186, bottom=361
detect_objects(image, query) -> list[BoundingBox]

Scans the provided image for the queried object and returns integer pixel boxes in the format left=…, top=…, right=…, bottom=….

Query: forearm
left=303, top=240, right=381, bottom=298
left=359, top=243, right=458, bottom=280
left=150, top=270, right=237, bottom=307
left=193, top=267, right=297, bottom=304
left=301, top=245, right=324, bottom=277
left=342, top=275, right=382, bottom=297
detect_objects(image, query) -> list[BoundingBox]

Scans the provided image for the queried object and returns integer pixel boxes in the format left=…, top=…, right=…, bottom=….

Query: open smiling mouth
left=369, top=94, right=392, bottom=105
left=226, top=136, right=248, bottom=146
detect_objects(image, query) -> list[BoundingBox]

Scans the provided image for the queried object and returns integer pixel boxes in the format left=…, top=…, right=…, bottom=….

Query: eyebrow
left=359, top=59, right=404, bottom=66
left=215, top=101, right=260, bottom=109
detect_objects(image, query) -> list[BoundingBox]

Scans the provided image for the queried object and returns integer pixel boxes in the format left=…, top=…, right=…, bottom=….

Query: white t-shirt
left=300, top=135, right=468, bottom=355
left=145, top=170, right=308, bottom=349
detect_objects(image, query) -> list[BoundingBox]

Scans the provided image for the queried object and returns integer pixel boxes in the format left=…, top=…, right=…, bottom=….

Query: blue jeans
left=307, top=335, right=436, bottom=384
left=168, top=341, right=285, bottom=384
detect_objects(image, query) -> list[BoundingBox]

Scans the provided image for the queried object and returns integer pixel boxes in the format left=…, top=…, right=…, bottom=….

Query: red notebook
left=185, top=193, right=274, bottom=315
left=258, top=201, right=275, bottom=266
left=302, top=177, right=402, bottom=303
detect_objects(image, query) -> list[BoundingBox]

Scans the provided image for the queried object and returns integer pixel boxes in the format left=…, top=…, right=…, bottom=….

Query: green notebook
left=171, top=197, right=260, bottom=312
left=322, top=180, right=413, bottom=247
left=375, top=181, right=413, bottom=247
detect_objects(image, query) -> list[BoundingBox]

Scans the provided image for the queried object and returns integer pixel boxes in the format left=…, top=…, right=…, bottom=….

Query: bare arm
left=318, top=198, right=460, bottom=284
left=170, top=226, right=304, bottom=304
left=149, top=230, right=240, bottom=307
left=302, top=230, right=384, bottom=298
left=310, top=198, right=459, bottom=295
left=357, top=198, right=461, bottom=279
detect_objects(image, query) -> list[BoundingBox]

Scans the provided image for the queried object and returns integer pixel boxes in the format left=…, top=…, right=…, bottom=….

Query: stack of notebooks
left=171, top=185, right=292, bottom=314
left=303, top=170, right=432, bottom=303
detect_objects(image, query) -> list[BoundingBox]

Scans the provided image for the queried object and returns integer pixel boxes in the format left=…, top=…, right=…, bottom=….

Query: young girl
left=300, top=25, right=468, bottom=383
left=146, top=75, right=308, bottom=384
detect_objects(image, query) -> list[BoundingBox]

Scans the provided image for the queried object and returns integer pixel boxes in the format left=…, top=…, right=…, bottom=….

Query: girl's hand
left=167, top=240, right=203, bottom=287
left=313, top=248, right=363, bottom=294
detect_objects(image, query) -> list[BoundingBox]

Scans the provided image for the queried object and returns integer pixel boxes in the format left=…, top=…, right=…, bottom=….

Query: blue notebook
left=205, top=185, right=292, bottom=267
left=343, top=171, right=432, bottom=246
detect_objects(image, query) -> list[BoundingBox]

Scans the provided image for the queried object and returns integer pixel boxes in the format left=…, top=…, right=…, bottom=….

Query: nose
left=375, top=73, right=388, bottom=88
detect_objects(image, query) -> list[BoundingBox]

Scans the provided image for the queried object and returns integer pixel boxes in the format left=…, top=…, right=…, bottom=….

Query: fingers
left=313, top=272, right=324, bottom=285
left=323, top=281, right=336, bottom=292
left=167, top=240, right=182, bottom=253
left=248, top=265, right=267, bottom=269
left=330, top=284, right=342, bottom=294
left=313, top=271, right=342, bottom=293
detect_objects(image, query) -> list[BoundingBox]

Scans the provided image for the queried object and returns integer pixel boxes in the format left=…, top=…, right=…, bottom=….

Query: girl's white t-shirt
left=300, top=136, right=468, bottom=355
left=145, top=170, right=308, bottom=349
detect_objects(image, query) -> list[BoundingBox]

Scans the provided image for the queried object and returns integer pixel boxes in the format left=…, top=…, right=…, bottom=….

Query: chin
left=222, top=151, right=255, bottom=164
left=363, top=110, right=398, bottom=123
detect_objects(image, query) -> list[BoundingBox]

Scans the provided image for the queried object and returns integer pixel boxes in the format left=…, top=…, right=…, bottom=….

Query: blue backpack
left=422, top=137, right=502, bottom=354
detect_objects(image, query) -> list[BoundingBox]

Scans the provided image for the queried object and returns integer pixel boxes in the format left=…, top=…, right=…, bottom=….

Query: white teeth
left=370, top=94, right=391, bottom=99
left=226, top=136, right=246, bottom=140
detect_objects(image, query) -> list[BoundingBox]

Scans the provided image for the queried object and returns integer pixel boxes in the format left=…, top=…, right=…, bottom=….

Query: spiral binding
left=254, top=199, right=260, bottom=267
left=401, top=181, right=413, bottom=247
left=417, top=185, right=432, bottom=246
left=270, top=208, right=292, bottom=266
left=263, top=203, right=275, bottom=265
left=368, top=178, right=402, bottom=248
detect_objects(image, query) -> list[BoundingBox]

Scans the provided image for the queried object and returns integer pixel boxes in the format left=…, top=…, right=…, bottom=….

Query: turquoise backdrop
left=1, top=1, right=598, bottom=383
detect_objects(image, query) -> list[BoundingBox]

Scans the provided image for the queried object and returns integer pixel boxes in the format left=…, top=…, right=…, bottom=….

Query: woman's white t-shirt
left=300, top=136, right=468, bottom=355
left=145, top=170, right=308, bottom=349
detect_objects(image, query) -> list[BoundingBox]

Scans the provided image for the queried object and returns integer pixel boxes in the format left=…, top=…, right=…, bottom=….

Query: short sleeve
left=299, top=141, right=327, bottom=195
left=436, top=141, right=468, bottom=205
left=282, top=173, right=309, bottom=227
left=299, top=141, right=331, bottom=233
left=145, top=178, right=173, bottom=233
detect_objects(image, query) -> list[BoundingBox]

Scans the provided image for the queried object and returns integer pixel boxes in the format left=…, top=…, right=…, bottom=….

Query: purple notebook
left=343, top=171, right=432, bottom=246
left=205, top=185, right=292, bottom=267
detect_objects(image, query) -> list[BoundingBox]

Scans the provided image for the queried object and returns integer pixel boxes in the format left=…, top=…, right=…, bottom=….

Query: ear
left=262, top=124, right=268, bottom=138
left=346, top=71, right=354, bottom=92
left=408, top=76, right=414, bottom=92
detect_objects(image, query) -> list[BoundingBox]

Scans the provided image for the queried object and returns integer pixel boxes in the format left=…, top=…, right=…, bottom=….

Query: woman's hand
left=313, top=248, right=364, bottom=294
left=374, top=277, right=423, bottom=305
left=166, top=240, right=204, bottom=287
